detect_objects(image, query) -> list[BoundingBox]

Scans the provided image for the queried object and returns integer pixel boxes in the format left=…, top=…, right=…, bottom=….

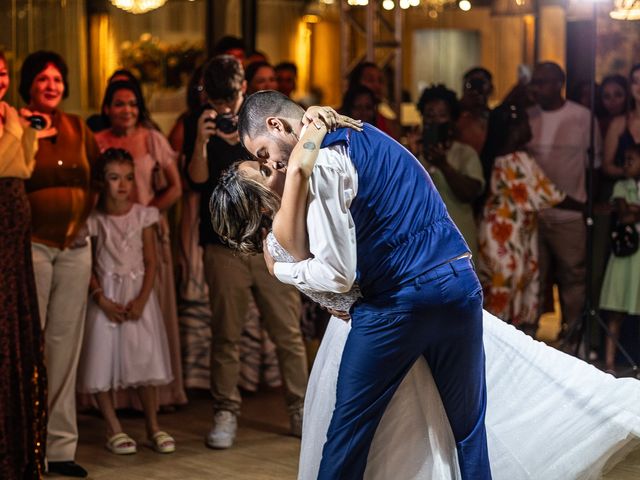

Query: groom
left=238, top=91, right=491, bottom=480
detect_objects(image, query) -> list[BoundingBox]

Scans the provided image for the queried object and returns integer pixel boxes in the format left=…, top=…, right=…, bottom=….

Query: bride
left=210, top=108, right=640, bottom=480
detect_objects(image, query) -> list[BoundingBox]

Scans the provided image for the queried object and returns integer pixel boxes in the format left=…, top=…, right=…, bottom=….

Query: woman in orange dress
left=478, top=105, right=582, bottom=334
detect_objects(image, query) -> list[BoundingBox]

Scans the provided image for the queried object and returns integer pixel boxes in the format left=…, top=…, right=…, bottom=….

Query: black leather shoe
left=47, top=461, right=88, bottom=478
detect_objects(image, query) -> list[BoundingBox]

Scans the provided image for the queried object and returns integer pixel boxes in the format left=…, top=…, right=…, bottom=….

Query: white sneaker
left=206, top=411, right=237, bottom=449
left=290, top=409, right=303, bottom=438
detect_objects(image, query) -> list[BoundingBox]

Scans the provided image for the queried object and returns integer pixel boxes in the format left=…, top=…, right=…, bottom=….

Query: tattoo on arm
left=303, top=141, right=316, bottom=151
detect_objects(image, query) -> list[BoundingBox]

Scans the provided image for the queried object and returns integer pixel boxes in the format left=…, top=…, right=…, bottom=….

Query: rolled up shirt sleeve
left=273, top=145, right=358, bottom=294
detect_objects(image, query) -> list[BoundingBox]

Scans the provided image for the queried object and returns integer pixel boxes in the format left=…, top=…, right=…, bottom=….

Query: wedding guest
left=244, top=50, right=269, bottom=67
left=0, top=49, right=47, bottom=480
left=347, top=61, right=400, bottom=138
left=20, top=50, right=100, bottom=478
left=213, top=36, right=246, bottom=63
left=185, top=55, right=307, bottom=448
left=590, top=74, right=631, bottom=312
left=94, top=80, right=186, bottom=408
left=457, top=67, right=493, bottom=154
left=275, top=62, right=297, bottom=98
left=407, top=84, right=485, bottom=259
left=478, top=104, right=583, bottom=335
left=599, top=143, right=640, bottom=374
left=86, top=69, right=154, bottom=133
left=340, top=85, right=379, bottom=125
left=77, top=148, right=175, bottom=455
left=597, top=74, right=629, bottom=138
left=526, top=62, right=601, bottom=348
left=603, top=65, right=640, bottom=182
left=245, top=61, right=278, bottom=95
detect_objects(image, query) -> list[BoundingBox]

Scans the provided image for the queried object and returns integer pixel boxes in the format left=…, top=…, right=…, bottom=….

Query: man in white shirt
left=230, top=91, right=491, bottom=480
left=527, top=62, right=601, bottom=346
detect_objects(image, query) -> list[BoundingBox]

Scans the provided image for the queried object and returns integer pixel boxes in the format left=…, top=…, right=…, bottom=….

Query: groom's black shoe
left=47, top=461, right=88, bottom=478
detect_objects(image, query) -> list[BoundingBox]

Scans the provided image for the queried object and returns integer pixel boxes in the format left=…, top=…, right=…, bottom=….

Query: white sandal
left=106, top=432, right=137, bottom=455
left=149, top=431, right=176, bottom=454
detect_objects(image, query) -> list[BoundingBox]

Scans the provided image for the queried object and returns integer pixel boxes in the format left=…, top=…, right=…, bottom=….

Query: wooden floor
left=68, top=296, right=638, bottom=480
left=73, top=388, right=299, bottom=480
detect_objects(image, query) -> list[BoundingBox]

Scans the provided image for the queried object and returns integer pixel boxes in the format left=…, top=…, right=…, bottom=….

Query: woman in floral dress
left=478, top=105, right=583, bottom=333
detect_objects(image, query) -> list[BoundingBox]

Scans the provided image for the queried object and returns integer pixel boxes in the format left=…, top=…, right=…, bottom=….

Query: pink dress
left=93, top=128, right=187, bottom=407
left=77, top=204, right=172, bottom=392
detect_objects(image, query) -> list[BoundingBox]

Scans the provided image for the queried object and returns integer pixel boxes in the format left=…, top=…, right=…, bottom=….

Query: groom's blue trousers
left=317, top=256, right=491, bottom=480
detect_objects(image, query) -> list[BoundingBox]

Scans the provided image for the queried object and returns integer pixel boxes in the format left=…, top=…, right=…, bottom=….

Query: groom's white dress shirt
left=273, top=143, right=359, bottom=295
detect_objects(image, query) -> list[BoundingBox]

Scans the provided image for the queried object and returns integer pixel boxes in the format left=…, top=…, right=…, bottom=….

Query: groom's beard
left=271, top=134, right=295, bottom=171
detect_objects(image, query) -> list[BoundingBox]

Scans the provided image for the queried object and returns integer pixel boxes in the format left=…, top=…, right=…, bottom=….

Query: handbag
left=151, top=160, right=169, bottom=193
left=610, top=219, right=639, bottom=257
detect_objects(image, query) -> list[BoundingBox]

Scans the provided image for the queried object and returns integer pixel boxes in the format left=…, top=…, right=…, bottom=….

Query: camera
left=205, top=112, right=238, bottom=134
left=27, top=115, right=47, bottom=131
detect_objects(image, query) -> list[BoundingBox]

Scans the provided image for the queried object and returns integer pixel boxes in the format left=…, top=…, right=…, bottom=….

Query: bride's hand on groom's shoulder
left=303, top=106, right=363, bottom=132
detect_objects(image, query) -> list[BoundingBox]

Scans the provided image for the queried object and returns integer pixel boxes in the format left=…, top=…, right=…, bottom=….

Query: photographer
left=408, top=84, right=484, bottom=259
left=185, top=55, right=307, bottom=449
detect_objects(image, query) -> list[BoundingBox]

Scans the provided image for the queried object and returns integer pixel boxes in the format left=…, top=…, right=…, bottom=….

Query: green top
left=420, top=141, right=485, bottom=260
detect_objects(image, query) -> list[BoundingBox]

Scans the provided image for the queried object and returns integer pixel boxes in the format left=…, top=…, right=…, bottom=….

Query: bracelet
left=90, top=287, right=103, bottom=301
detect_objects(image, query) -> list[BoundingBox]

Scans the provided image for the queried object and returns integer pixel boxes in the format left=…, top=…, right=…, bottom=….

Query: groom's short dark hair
left=238, top=90, right=305, bottom=142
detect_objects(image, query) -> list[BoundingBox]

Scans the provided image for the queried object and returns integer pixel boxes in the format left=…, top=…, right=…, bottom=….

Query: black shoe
left=47, top=461, right=88, bottom=478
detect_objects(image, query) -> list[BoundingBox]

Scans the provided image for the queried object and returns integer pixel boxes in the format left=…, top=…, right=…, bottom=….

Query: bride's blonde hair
left=210, top=162, right=281, bottom=255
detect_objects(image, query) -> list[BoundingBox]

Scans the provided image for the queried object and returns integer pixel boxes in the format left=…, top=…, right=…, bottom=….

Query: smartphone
left=422, top=122, right=452, bottom=149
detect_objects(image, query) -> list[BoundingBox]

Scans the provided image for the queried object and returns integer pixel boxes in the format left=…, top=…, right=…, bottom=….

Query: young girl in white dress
left=77, top=147, right=175, bottom=455
left=211, top=107, right=640, bottom=480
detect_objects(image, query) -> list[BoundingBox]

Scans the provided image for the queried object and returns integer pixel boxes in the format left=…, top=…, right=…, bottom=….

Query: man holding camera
left=185, top=55, right=307, bottom=449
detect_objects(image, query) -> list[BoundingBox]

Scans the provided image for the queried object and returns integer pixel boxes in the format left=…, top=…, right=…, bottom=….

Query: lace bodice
left=266, top=232, right=361, bottom=311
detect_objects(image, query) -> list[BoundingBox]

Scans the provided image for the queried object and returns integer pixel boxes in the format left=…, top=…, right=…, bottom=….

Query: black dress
left=0, top=178, right=47, bottom=479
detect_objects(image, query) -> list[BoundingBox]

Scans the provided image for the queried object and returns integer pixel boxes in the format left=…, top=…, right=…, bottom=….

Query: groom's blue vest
left=321, top=124, right=469, bottom=299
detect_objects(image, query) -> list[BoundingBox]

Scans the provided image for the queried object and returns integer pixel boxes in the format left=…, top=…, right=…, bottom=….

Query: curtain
left=0, top=0, right=89, bottom=113
left=412, top=28, right=481, bottom=99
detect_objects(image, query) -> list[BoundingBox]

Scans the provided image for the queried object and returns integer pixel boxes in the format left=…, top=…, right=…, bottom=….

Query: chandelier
left=339, top=0, right=422, bottom=9
left=110, top=0, right=168, bottom=14
left=610, top=0, right=640, bottom=19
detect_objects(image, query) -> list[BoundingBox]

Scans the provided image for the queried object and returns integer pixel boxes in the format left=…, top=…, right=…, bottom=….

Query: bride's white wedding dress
left=266, top=234, right=640, bottom=480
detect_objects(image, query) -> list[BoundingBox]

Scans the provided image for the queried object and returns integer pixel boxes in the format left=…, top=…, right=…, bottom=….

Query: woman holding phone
left=407, top=84, right=485, bottom=259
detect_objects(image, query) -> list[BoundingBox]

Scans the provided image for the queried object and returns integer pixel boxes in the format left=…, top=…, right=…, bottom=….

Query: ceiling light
left=110, top=0, right=167, bottom=14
